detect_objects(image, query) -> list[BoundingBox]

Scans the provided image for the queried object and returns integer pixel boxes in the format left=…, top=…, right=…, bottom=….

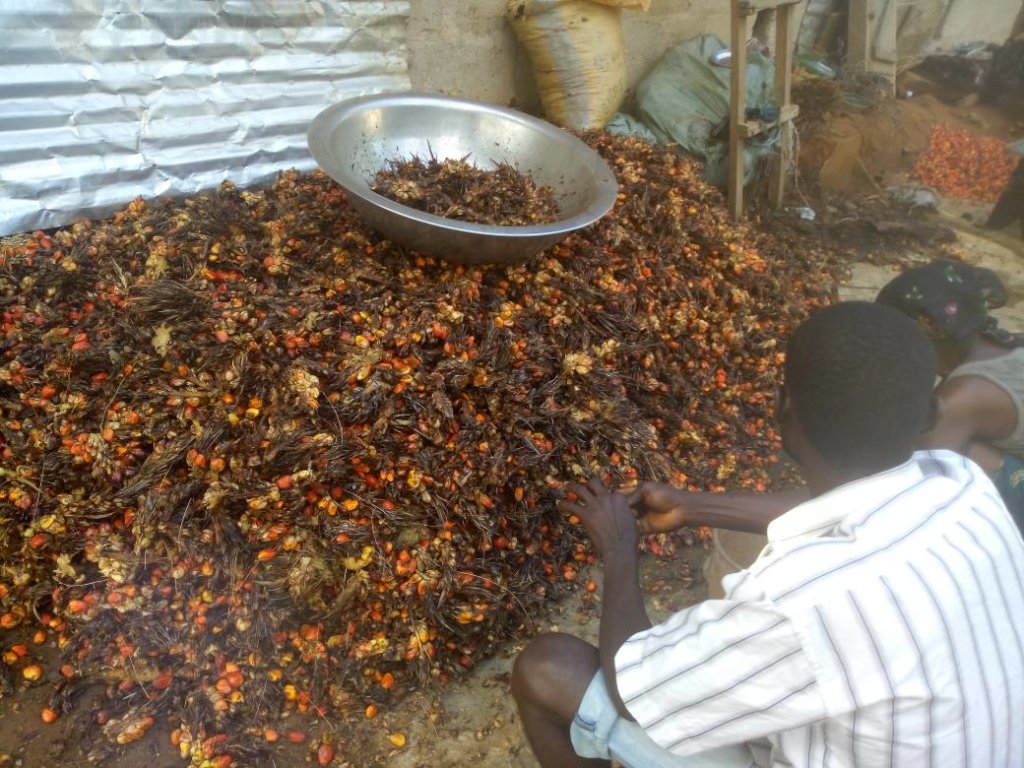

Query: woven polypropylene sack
left=508, top=0, right=627, bottom=131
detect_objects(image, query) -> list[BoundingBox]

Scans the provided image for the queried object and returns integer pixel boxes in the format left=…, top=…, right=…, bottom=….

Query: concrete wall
left=407, top=0, right=1023, bottom=113
left=407, top=0, right=522, bottom=106
left=935, top=0, right=1023, bottom=48
left=407, top=0, right=731, bottom=109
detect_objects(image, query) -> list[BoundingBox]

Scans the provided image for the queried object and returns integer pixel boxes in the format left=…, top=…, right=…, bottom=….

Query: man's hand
left=626, top=481, right=689, bottom=534
left=558, top=477, right=638, bottom=561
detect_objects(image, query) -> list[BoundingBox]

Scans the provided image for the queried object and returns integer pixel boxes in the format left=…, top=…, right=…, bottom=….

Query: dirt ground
left=3, top=79, right=1024, bottom=768
left=797, top=81, right=1020, bottom=197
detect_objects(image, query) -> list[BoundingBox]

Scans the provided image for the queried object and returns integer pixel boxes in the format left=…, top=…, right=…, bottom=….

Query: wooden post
left=848, top=0, right=871, bottom=73
left=769, top=4, right=793, bottom=207
left=728, top=0, right=802, bottom=220
left=728, top=0, right=751, bottom=222
left=847, top=0, right=896, bottom=87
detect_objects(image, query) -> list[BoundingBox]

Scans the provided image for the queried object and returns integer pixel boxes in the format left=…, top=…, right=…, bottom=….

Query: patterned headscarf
left=876, top=260, right=1021, bottom=347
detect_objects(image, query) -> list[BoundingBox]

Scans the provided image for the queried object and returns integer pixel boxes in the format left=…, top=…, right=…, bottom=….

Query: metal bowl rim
left=307, top=92, right=620, bottom=239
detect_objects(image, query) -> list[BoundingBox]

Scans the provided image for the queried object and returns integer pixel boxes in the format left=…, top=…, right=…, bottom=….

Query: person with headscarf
left=876, top=260, right=1024, bottom=528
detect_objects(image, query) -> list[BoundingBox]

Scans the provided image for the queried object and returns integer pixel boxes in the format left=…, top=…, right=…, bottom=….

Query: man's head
left=781, top=302, right=938, bottom=477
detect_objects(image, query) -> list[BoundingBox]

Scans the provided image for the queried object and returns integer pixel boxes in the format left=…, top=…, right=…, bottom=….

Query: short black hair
left=784, top=302, right=938, bottom=472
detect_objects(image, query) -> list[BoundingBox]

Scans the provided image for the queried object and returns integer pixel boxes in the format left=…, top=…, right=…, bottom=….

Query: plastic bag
left=635, top=34, right=779, bottom=187
left=605, top=112, right=659, bottom=144
left=507, top=0, right=628, bottom=131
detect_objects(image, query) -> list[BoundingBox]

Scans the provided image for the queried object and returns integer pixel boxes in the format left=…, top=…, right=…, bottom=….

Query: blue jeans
left=995, top=453, right=1024, bottom=536
left=569, top=671, right=762, bottom=768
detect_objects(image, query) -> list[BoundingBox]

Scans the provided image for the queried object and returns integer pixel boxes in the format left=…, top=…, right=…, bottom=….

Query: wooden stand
left=727, top=0, right=802, bottom=221
left=847, top=0, right=897, bottom=90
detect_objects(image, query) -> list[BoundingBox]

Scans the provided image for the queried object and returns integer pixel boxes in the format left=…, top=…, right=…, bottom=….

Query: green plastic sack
left=605, top=112, right=659, bottom=144
left=635, top=34, right=780, bottom=187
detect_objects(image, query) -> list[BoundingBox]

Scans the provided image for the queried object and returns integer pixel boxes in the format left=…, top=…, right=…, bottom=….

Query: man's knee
left=512, top=633, right=599, bottom=719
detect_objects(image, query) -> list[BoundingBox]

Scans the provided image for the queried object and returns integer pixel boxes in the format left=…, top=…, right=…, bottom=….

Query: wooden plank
left=728, top=0, right=750, bottom=221
left=847, top=0, right=871, bottom=74
left=738, top=0, right=802, bottom=13
left=872, top=0, right=898, bottom=64
left=737, top=104, right=800, bottom=139
left=769, top=3, right=794, bottom=207
left=774, top=9, right=794, bottom=115
left=815, top=12, right=843, bottom=51
left=847, top=0, right=896, bottom=84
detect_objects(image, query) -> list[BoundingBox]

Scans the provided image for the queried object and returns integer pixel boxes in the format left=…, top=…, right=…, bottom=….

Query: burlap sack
left=507, top=0, right=629, bottom=130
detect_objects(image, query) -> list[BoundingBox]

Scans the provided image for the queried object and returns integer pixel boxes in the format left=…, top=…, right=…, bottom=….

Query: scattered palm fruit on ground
left=0, top=131, right=842, bottom=765
left=913, top=123, right=1018, bottom=203
left=370, top=156, right=560, bottom=225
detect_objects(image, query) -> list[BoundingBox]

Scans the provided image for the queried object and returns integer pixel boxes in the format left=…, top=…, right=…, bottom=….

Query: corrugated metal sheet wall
left=0, top=0, right=411, bottom=236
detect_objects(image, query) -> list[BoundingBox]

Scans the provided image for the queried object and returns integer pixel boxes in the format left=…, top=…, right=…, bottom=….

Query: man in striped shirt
left=512, top=302, right=1024, bottom=767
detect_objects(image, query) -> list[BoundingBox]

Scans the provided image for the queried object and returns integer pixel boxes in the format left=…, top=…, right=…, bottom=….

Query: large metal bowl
left=307, top=93, right=619, bottom=265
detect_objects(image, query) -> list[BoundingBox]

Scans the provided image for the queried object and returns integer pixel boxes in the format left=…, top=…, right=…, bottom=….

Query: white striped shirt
left=615, top=450, right=1024, bottom=767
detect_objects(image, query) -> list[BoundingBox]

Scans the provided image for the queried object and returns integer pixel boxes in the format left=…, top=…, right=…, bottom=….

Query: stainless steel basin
left=307, top=93, right=618, bottom=265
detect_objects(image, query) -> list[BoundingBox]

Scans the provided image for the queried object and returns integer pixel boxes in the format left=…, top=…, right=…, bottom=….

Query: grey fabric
left=946, top=348, right=1024, bottom=458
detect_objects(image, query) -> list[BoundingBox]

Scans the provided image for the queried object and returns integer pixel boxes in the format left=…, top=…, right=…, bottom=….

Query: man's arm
left=628, top=484, right=809, bottom=536
left=559, top=478, right=651, bottom=719
left=919, top=376, right=1015, bottom=456
left=599, top=546, right=650, bottom=719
